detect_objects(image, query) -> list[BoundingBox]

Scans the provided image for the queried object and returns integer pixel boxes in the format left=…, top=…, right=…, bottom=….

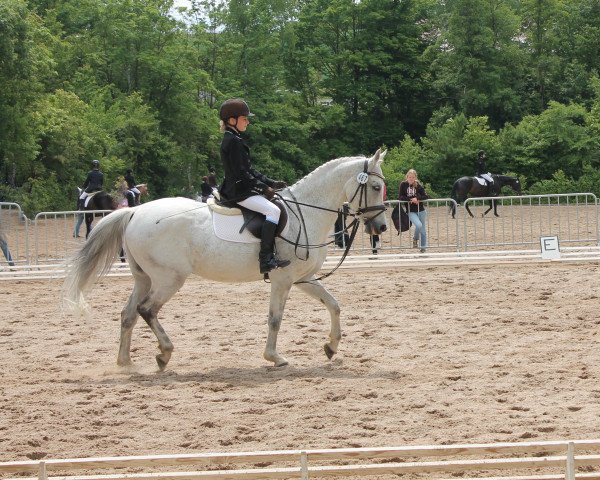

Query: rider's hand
left=273, top=181, right=287, bottom=189
left=264, top=187, right=276, bottom=199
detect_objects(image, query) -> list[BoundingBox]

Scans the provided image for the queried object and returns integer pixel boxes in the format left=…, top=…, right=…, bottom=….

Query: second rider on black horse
left=476, top=150, right=496, bottom=195
left=78, top=159, right=104, bottom=209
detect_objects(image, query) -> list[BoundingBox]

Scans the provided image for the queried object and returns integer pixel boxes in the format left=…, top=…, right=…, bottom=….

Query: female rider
left=218, top=98, right=290, bottom=274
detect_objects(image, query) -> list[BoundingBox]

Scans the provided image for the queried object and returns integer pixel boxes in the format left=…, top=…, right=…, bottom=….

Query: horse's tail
left=450, top=180, right=458, bottom=201
left=63, top=208, right=134, bottom=314
left=449, top=180, right=459, bottom=216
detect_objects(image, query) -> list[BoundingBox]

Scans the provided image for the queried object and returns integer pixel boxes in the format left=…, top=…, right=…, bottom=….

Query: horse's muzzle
left=364, top=221, right=387, bottom=235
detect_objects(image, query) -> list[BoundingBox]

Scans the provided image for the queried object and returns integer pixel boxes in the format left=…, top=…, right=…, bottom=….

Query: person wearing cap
left=218, top=98, right=290, bottom=274
left=78, top=159, right=104, bottom=209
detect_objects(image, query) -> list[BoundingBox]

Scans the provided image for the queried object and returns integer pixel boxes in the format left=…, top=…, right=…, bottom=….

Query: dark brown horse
left=83, top=191, right=116, bottom=238
left=450, top=174, right=521, bottom=218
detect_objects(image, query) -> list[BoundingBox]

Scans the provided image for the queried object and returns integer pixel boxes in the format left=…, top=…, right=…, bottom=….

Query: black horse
left=450, top=174, right=521, bottom=218
left=83, top=191, right=116, bottom=238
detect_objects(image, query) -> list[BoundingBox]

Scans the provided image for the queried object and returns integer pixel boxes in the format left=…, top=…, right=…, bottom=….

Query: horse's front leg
left=296, top=278, right=341, bottom=360
left=493, top=199, right=500, bottom=217
left=264, top=280, right=293, bottom=367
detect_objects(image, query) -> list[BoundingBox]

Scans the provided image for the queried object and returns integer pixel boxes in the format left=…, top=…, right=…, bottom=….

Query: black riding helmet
left=219, top=99, right=255, bottom=121
left=91, top=159, right=100, bottom=168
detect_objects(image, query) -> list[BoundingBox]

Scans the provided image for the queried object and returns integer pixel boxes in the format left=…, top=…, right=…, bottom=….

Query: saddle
left=83, top=190, right=102, bottom=208
left=207, top=198, right=288, bottom=239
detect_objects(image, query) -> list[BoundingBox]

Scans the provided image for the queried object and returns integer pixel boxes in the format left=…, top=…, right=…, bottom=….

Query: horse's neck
left=288, top=158, right=358, bottom=239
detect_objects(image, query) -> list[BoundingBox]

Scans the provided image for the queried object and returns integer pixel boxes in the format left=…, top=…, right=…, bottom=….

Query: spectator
left=399, top=169, right=428, bottom=253
left=199, top=176, right=214, bottom=203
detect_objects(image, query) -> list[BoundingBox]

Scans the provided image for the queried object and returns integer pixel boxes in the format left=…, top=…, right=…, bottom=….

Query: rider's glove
left=264, top=187, right=276, bottom=199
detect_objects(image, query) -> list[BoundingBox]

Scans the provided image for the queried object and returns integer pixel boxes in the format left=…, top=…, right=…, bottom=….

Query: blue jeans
left=409, top=210, right=427, bottom=249
left=0, top=238, right=14, bottom=266
left=74, top=213, right=84, bottom=237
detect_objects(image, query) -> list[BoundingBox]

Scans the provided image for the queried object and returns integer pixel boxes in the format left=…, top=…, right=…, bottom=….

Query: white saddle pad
left=209, top=200, right=289, bottom=244
left=83, top=191, right=101, bottom=208
left=475, top=177, right=487, bottom=186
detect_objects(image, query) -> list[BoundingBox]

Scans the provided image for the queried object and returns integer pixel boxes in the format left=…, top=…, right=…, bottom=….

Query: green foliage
left=2, top=0, right=600, bottom=215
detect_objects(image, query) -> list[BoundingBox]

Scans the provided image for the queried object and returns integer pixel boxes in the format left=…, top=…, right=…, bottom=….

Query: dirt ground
left=1, top=262, right=600, bottom=465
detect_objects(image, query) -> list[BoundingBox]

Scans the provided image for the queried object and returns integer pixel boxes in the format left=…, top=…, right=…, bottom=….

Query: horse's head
left=344, top=149, right=388, bottom=235
left=136, top=184, right=148, bottom=195
left=510, top=177, right=522, bottom=194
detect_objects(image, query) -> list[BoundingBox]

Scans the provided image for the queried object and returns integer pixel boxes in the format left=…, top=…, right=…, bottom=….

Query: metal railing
left=1, top=193, right=599, bottom=275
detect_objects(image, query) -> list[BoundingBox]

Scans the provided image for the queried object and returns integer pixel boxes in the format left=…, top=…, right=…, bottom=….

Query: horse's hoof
left=156, top=355, right=169, bottom=371
left=324, top=344, right=336, bottom=360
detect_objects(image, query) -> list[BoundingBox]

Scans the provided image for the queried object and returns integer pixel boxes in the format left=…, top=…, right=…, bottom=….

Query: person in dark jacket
left=476, top=150, right=494, bottom=190
left=125, top=169, right=141, bottom=205
left=218, top=98, right=289, bottom=274
left=399, top=169, right=428, bottom=253
left=199, top=176, right=214, bottom=202
left=79, top=159, right=104, bottom=209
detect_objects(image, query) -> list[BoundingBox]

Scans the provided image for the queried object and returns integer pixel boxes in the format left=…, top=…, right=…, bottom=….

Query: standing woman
left=399, top=169, right=429, bottom=253
left=218, top=98, right=290, bottom=274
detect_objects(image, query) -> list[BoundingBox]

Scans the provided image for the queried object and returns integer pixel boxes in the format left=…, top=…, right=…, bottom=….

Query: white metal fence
left=1, top=439, right=599, bottom=480
left=2, top=193, right=599, bottom=278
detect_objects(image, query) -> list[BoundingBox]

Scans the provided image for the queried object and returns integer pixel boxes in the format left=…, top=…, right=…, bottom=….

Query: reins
left=274, top=159, right=387, bottom=284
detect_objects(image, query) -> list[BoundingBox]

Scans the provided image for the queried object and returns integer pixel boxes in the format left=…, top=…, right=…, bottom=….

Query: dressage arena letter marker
left=540, top=235, right=560, bottom=260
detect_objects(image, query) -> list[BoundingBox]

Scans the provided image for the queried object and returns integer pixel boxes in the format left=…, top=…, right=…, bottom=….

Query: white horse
left=63, top=150, right=387, bottom=369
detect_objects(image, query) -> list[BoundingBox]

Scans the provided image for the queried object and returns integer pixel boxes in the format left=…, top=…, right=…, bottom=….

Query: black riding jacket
left=477, top=159, right=487, bottom=176
left=218, top=126, right=274, bottom=206
left=124, top=172, right=136, bottom=189
left=82, top=169, right=104, bottom=193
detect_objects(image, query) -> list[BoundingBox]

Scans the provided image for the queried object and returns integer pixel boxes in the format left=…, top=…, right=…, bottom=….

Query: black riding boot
left=77, top=198, right=84, bottom=210
left=259, top=221, right=290, bottom=274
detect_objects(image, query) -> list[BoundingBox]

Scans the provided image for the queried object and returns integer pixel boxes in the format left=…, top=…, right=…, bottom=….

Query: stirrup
left=260, top=257, right=290, bottom=274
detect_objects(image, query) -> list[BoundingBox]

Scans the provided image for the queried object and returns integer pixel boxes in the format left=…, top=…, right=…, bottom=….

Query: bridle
left=276, top=159, right=387, bottom=282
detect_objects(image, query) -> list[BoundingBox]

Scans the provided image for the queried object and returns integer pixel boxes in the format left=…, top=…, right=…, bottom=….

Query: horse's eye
left=373, top=184, right=381, bottom=191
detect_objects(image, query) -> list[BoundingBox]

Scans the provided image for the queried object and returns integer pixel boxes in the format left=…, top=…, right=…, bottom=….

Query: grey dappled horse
left=64, top=151, right=388, bottom=370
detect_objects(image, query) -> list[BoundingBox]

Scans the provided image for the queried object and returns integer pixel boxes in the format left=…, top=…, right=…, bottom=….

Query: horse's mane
left=292, top=155, right=365, bottom=189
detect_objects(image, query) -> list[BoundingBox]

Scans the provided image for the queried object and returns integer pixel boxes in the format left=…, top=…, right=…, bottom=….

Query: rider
left=218, top=98, right=290, bottom=275
left=124, top=169, right=141, bottom=205
left=476, top=150, right=495, bottom=194
left=79, top=159, right=104, bottom=209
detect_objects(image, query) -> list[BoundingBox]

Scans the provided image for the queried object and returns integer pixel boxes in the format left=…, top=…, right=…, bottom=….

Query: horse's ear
left=370, top=148, right=386, bottom=167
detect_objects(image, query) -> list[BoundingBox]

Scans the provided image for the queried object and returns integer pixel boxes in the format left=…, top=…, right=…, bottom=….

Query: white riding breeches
left=79, top=191, right=89, bottom=200
left=238, top=195, right=281, bottom=224
left=481, top=173, right=493, bottom=183
left=130, top=187, right=141, bottom=195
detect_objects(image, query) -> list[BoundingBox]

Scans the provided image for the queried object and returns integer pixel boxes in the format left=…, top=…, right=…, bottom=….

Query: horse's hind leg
left=296, top=278, right=341, bottom=360
left=137, top=272, right=187, bottom=371
left=117, top=268, right=151, bottom=367
left=465, top=203, right=475, bottom=217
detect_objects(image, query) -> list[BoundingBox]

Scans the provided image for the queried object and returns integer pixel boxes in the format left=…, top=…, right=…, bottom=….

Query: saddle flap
left=210, top=198, right=288, bottom=240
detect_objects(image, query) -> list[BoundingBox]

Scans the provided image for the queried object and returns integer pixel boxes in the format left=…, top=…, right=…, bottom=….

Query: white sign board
left=540, top=235, right=560, bottom=260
